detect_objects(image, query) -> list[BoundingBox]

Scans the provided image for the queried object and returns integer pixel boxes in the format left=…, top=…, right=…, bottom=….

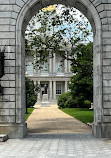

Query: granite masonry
left=0, top=0, right=111, bottom=139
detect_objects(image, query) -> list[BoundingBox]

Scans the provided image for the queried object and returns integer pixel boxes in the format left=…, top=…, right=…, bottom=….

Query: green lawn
left=25, top=108, right=34, bottom=121
left=61, top=108, right=94, bottom=124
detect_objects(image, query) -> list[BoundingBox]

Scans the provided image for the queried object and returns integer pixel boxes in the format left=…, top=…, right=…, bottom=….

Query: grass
left=25, top=107, right=34, bottom=121
left=61, top=108, right=94, bottom=124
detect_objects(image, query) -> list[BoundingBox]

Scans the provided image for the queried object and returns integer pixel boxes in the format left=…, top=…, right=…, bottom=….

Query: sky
left=55, top=4, right=93, bottom=42
left=26, top=5, right=93, bottom=42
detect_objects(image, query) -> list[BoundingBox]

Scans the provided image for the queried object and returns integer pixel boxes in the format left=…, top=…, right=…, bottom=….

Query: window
left=56, top=84, right=62, bottom=94
left=27, top=62, right=33, bottom=75
left=41, top=84, right=48, bottom=87
left=41, top=62, right=48, bottom=73
left=56, top=63, right=63, bottom=73
left=56, top=53, right=64, bottom=73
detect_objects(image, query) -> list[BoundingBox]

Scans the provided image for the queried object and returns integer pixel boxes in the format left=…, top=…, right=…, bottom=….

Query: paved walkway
left=1, top=105, right=111, bottom=157
left=1, top=133, right=111, bottom=158
left=27, top=104, right=91, bottom=134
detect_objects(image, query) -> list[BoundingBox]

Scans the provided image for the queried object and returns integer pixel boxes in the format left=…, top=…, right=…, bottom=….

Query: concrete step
left=0, top=134, right=8, bottom=142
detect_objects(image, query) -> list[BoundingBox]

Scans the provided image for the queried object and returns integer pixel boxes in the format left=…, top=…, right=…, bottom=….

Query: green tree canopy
left=69, top=42, right=93, bottom=106
left=25, top=77, right=37, bottom=107
left=25, top=5, right=92, bottom=67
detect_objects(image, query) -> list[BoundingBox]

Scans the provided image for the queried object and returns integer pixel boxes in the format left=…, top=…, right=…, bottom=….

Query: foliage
left=57, top=92, right=77, bottom=108
left=25, top=5, right=92, bottom=67
left=64, top=96, right=76, bottom=108
left=25, top=108, right=34, bottom=121
left=61, top=108, right=94, bottom=124
left=25, top=5, right=93, bottom=108
left=57, top=92, right=71, bottom=108
left=69, top=42, right=93, bottom=107
left=25, top=39, right=32, bottom=56
left=84, top=100, right=91, bottom=108
left=58, top=43, right=93, bottom=108
left=25, top=77, right=37, bottom=107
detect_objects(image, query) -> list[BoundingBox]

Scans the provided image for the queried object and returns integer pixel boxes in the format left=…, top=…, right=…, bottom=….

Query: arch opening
left=25, top=4, right=94, bottom=134
left=15, top=0, right=102, bottom=138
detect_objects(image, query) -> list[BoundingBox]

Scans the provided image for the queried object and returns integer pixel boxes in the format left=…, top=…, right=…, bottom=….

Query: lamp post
left=0, top=49, right=5, bottom=95
left=0, top=49, right=5, bottom=78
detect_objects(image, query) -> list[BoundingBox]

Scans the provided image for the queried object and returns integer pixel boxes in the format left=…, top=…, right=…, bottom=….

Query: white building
left=26, top=52, right=73, bottom=104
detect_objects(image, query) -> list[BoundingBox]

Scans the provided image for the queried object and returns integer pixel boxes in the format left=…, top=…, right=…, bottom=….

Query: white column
left=33, top=54, right=37, bottom=75
left=49, top=81, right=52, bottom=100
left=34, top=81, right=36, bottom=85
left=64, top=58, right=68, bottom=73
left=37, top=81, right=41, bottom=102
left=65, top=81, right=68, bottom=93
left=53, top=53, right=56, bottom=73
left=49, top=54, right=52, bottom=73
left=34, top=81, right=37, bottom=102
left=68, top=60, right=71, bottom=73
left=53, top=81, right=56, bottom=100
left=37, top=57, right=41, bottom=74
left=64, top=51, right=68, bottom=73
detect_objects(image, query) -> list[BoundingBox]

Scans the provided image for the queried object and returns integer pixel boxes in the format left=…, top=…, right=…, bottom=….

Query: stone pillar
left=49, top=81, right=52, bottom=101
left=53, top=53, right=56, bottom=73
left=53, top=81, right=56, bottom=100
left=37, top=81, right=41, bottom=102
left=65, top=81, right=68, bottom=93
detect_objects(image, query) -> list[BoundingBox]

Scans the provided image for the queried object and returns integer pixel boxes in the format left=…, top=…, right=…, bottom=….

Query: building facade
left=26, top=52, right=73, bottom=104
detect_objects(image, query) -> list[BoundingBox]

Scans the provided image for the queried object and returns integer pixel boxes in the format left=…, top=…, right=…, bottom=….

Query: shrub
left=64, top=96, right=76, bottom=108
left=72, top=96, right=84, bottom=107
left=25, top=77, right=37, bottom=107
left=27, top=95, right=37, bottom=107
left=57, top=92, right=71, bottom=108
left=83, top=100, right=91, bottom=108
left=58, top=92, right=91, bottom=109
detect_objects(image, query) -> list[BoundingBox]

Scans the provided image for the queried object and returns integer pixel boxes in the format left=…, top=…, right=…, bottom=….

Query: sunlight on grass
left=25, top=108, right=34, bottom=121
left=61, top=108, right=94, bottom=124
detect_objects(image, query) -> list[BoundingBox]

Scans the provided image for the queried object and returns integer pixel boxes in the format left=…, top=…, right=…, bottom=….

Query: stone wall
left=0, top=0, right=111, bottom=138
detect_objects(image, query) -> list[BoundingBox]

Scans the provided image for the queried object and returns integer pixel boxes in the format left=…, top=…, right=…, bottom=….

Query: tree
left=25, top=77, right=37, bottom=107
left=25, top=5, right=92, bottom=67
left=68, top=42, right=93, bottom=107
left=25, top=5, right=93, bottom=108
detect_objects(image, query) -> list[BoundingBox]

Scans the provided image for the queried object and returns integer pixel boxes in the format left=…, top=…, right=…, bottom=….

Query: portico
left=30, top=77, right=70, bottom=104
left=26, top=51, right=72, bottom=104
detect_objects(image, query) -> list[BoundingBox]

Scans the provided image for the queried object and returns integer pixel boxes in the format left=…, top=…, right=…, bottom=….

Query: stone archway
left=0, top=0, right=111, bottom=139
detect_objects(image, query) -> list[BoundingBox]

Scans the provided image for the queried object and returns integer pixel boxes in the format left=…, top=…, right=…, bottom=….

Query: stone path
left=27, top=104, right=91, bottom=134
left=1, top=105, right=111, bottom=157
left=1, top=133, right=111, bottom=158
